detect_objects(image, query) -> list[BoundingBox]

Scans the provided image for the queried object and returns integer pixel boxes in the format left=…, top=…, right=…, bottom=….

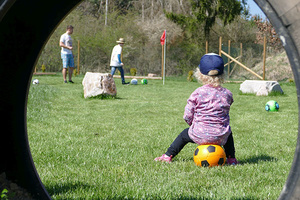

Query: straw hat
left=116, top=38, right=125, bottom=44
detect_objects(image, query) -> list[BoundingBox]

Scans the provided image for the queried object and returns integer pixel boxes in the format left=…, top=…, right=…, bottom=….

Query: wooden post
left=206, top=41, right=208, bottom=54
left=121, top=46, right=123, bottom=62
left=228, top=40, right=231, bottom=78
left=221, top=50, right=263, bottom=80
left=228, top=43, right=242, bottom=77
left=105, top=0, right=108, bottom=26
left=240, top=43, right=243, bottom=58
left=219, top=37, right=222, bottom=56
left=263, top=35, right=266, bottom=80
left=77, top=40, right=80, bottom=75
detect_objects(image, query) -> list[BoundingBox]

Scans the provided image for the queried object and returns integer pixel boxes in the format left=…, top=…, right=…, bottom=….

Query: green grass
left=27, top=75, right=298, bottom=199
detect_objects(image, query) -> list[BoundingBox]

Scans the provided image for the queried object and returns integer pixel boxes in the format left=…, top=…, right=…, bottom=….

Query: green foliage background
left=36, top=0, right=268, bottom=77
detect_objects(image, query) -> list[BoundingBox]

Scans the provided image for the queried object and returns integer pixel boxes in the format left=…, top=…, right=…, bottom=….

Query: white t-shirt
left=60, top=33, right=73, bottom=54
left=110, top=44, right=122, bottom=66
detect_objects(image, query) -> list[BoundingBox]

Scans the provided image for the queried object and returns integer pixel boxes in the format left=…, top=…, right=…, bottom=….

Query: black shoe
left=122, top=82, right=130, bottom=85
left=68, top=80, right=74, bottom=83
left=64, top=80, right=68, bottom=83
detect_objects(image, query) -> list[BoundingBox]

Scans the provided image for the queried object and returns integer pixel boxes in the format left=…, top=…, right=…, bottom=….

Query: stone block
left=239, top=80, right=284, bottom=96
left=82, top=72, right=117, bottom=98
left=148, top=73, right=158, bottom=77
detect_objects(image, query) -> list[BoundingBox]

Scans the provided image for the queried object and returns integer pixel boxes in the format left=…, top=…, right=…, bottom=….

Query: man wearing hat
left=110, top=38, right=129, bottom=85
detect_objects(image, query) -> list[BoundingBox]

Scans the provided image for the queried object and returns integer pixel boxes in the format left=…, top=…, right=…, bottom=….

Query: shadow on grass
left=179, top=157, right=194, bottom=162
left=238, top=90, right=287, bottom=96
left=84, top=94, right=124, bottom=100
left=177, top=154, right=277, bottom=166
left=95, top=196, right=261, bottom=200
left=45, top=180, right=262, bottom=200
left=238, top=154, right=277, bottom=165
left=46, top=194, right=262, bottom=200
left=45, top=181, right=90, bottom=197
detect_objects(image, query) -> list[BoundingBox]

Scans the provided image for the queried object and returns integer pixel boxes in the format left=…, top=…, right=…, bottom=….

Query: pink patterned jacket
left=184, top=84, right=233, bottom=145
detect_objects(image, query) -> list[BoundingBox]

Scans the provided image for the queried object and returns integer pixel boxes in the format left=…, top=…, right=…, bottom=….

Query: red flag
left=160, top=30, right=166, bottom=45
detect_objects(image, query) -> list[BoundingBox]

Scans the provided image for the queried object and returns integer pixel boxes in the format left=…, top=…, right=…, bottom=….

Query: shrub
left=130, top=68, right=137, bottom=76
left=187, top=70, right=194, bottom=82
left=73, top=69, right=77, bottom=76
left=41, top=64, right=46, bottom=72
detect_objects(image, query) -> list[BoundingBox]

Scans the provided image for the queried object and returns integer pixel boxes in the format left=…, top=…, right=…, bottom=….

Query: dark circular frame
left=0, top=0, right=299, bottom=199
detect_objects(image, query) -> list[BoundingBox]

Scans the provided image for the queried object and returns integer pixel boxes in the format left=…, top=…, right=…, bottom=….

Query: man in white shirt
left=60, top=25, right=75, bottom=83
left=110, top=38, right=129, bottom=85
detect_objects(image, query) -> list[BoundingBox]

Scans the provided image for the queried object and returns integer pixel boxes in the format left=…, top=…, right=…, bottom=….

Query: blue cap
left=198, top=53, right=224, bottom=76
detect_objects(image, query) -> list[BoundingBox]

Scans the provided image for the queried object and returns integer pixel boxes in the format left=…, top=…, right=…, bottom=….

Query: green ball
left=141, top=79, right=148, bottom=84
left=265, top=100, right=279, bottom=112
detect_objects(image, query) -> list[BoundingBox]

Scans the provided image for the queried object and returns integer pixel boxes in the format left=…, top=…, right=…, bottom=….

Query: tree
left=165, top=0, right=243, bottom=39
left=253, top=15, right=282, bottom=50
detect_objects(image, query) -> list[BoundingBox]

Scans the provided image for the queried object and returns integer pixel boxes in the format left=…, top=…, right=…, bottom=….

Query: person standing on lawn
left=154, top=53, right=238, bottom=165
left=110, top=38, right=129, bottom=85
left=59, top=25, right=75, bottom=83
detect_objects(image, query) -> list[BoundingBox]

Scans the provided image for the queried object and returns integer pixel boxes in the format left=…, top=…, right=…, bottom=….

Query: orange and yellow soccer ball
left=194, top=144, right=226, bottom=167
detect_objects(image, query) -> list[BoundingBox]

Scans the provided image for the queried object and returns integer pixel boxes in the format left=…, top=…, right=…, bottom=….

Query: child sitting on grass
left=154, top=53, right=238, bottom=165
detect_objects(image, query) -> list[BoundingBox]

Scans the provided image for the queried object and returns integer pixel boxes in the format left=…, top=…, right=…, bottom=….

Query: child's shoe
left=226, top=157, right=239, bottom=165
left=154, top=154, right=172, bottom=163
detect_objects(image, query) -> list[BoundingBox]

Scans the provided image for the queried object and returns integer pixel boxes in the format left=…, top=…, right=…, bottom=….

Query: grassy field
left=27, top=75, right=298, bottom=199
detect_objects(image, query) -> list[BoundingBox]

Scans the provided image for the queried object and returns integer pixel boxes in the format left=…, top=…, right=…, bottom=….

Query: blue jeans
left=111, top=66, right=125, bottom=83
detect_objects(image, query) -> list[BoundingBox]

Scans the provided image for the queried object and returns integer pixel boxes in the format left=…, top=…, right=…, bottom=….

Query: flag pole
left=161, top=42, right=164, bottom=78
left=163, top=30, right=166, bottom=85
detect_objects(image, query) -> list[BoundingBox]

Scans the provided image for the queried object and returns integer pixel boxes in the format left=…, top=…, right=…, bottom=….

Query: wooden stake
left=77, top=40, right=80, bottom=75
left=227, top=43, right=243, bottom=77
left=221, top=50, right=263, bottom=80
left=206, top=41, right=208, bottom=54
left=121, top=48, right=123, bottom=62
left=224, top=56, right=241, bottom=67
left=263, top=35, right=266, bottom=80
left=240, top=43, right=243, bottom=58
left=219, top=37, right=222, bottom=56
left=105, top=0, right=108, bottom=26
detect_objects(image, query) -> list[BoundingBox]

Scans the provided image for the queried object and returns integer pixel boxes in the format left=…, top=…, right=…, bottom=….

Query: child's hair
left=194, top=68, right=224, bottom=87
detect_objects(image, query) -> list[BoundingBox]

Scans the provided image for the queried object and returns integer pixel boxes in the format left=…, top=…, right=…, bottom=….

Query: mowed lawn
left=27, top=75, right=298, bottom=199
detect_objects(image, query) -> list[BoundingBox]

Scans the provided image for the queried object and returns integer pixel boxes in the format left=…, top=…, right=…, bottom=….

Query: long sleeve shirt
left=184, top=84, right=233, bottom=145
